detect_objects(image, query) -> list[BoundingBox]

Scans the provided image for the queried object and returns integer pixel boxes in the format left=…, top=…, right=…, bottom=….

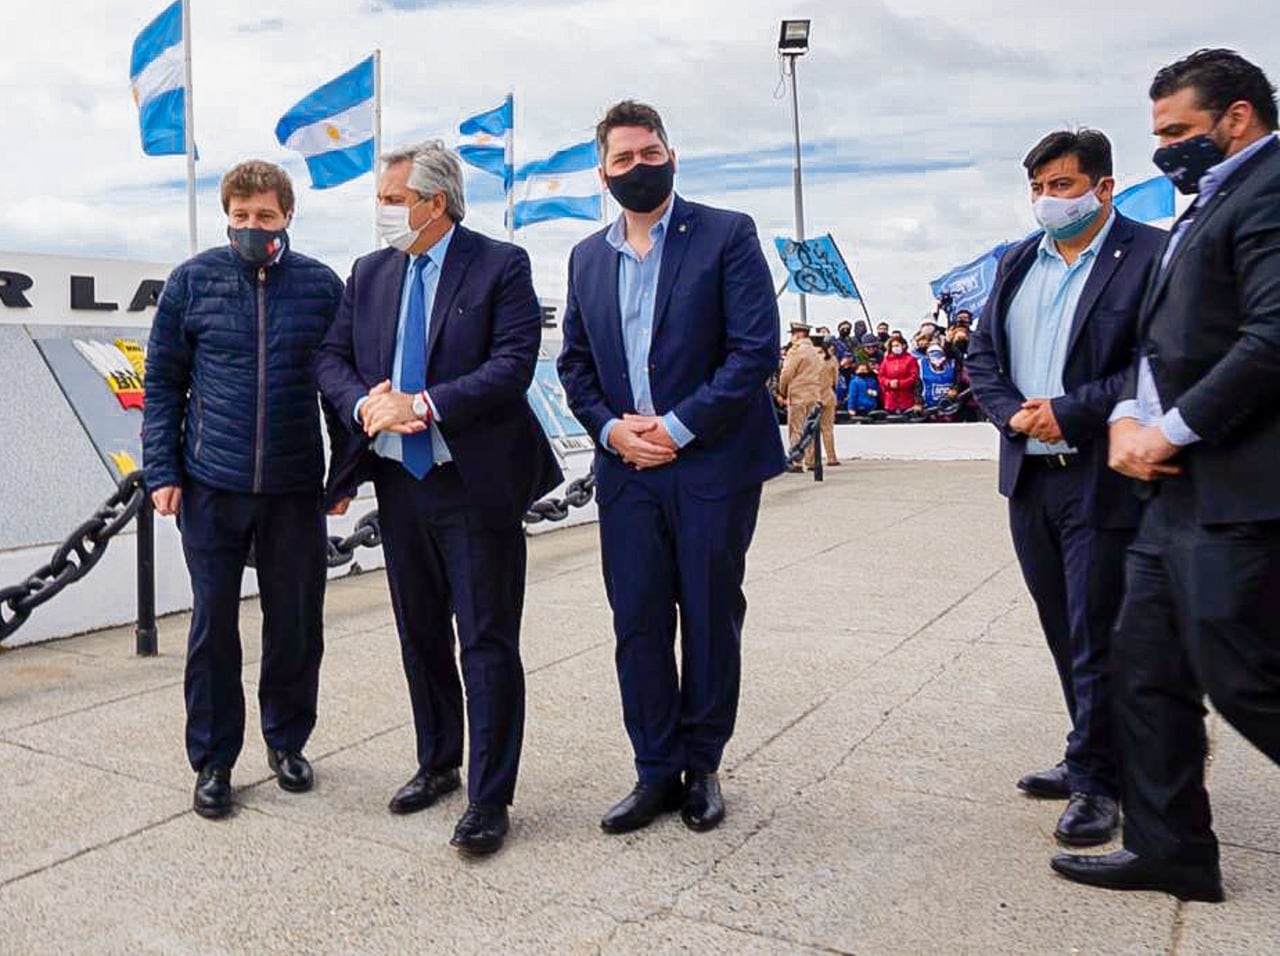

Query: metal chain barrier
left=0, top=471, right=146, bottom=644
left=524, top=471, right=596, bottom=524
left=787, top=404, right=823, bottom=465
left=326, top=511, right=382, bottom=568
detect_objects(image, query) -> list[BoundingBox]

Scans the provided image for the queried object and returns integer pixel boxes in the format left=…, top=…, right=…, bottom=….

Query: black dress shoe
left=193, top=766, right=233, bottom=819
left=388, top=767, right=461, bottom=815
left=1051, top=849, right=1224, bottom=902
left=1017, top=761, right=1071, bottom=799
left=681, top=771, right=725, bottom=832
left=267, top=749, right=314, bottom=793
left=1055, top=793, right=1120, bottom=847
left=601, top=778, right=686, bottom=834
left=450, top=803, right=509, bottom=856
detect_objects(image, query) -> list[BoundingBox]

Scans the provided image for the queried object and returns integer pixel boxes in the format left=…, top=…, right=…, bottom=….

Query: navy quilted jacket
left=142, top=243, right=343, bottom=495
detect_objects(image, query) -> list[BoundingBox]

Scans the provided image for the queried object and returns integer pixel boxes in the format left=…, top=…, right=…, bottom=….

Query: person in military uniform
left=817, top=335, right=841, bottom=467
left=778, top=322, right=824, bottom=472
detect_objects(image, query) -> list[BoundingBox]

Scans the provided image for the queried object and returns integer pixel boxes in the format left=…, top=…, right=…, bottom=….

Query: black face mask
left=1152, top=129, right=1226, bottom=195
left=606, top=160, right=675, bottom=213
left=877, top=332, right=890, bottom=344
left=227, top=226, right=288, bottom=265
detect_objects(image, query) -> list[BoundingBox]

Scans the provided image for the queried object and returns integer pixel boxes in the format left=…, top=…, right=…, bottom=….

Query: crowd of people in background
left=772, top=308, right=982, bottom=462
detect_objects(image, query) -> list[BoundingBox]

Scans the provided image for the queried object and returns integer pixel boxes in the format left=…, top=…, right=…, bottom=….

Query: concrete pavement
left=1, top=461, right=1276, bottom=954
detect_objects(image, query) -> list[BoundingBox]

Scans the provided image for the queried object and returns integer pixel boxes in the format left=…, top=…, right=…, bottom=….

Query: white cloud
left=1, top=0, right=1276, bottom=321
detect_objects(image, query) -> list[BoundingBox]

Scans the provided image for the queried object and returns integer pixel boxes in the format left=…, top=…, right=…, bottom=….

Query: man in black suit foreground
left=1052, top=48, right=1280, bottom=903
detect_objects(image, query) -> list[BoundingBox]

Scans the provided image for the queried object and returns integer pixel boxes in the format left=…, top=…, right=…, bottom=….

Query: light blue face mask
left=1032, top=188, right=1104, bottom=240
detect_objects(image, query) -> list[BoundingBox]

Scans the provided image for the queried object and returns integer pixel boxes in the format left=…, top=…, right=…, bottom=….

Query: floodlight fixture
left=778, top=19, right=810, bottom=57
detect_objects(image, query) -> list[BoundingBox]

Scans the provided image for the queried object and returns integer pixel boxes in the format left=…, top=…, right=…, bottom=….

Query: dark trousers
left=1008, top=464, right=1130, bottom=797
left=598, top=467, right=763, bottom=784
left=1115, top=476, right=1280, bottom=866
left=372, top=460, right=527, bottom=807
left=179, top=480, right=326, bottom=772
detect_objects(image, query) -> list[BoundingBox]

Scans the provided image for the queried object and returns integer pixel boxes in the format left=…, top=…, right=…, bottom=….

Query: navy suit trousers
left=1115, top=476, right=1280, bottom=866
left=372, top=460, right=527, bottom=807
left=179, top=480, right=326, bottom=772
left=599, top=466, right=763, bottom=784
left=1008, top=464, right=1130, bottom=797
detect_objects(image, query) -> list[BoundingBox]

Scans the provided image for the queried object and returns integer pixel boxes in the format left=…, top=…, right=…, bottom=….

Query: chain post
left=134, top=494, right=157, bottom=657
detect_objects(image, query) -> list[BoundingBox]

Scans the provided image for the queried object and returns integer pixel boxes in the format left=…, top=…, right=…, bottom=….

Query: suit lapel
left=1066, top=217, right=1130, bottom=355
left=593, top=237, right=625, bottom=373
left=377, top=250, right=409, bottom=376
left=425, top=226, right=474, bottom=367
left=652, top=196, right=694, bottom=338
left=990, top=239, right=1038, bottom=369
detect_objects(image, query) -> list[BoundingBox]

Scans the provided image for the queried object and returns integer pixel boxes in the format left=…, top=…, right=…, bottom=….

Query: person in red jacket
left=878, top=334, right=921, bottom=412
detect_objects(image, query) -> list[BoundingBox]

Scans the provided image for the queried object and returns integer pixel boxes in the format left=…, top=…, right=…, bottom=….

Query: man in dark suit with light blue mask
left=558, top=100, right=786, bottom=835
left=968, top=129, right=1165, bottom=847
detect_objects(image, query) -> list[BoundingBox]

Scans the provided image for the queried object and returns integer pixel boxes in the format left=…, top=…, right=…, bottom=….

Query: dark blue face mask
left=227, top=226, right=288, bottom=265
left=1152, top=128, right=1226, bottom=195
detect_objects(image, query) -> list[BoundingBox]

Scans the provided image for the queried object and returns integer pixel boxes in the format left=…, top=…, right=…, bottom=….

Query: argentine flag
left=511, top=141, right=602, bottom=230
left=275, top=56, right=376, bottom=190
left=458, top=96, right=513, bottom=189
left=129, top=1, right=187, bottom=156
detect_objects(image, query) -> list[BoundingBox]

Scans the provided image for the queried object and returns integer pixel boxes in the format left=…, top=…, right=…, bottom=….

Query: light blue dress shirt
left=1006, top=211, right=1116, bottom=455
left=353, top=227, right=455, bottom=466
left=598, top=199, right=694, bottom=453
left=1110, top=133, right=1278, bottom=443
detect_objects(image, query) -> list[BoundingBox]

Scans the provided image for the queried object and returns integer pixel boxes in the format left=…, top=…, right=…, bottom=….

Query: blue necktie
left=399, top=255, right=434, bottom=479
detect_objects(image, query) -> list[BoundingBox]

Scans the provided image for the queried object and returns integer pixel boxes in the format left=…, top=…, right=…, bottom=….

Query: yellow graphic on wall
left=73, top=338, right=146, bottom=411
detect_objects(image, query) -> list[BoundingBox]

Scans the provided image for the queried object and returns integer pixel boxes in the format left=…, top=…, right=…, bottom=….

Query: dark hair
left=220, top=160, right=295, bottom=216
left=1150, top=48, right=1278, bottom=132
left=1022, top=129, right=1113, bottom=182
left=596, top=100, right=669, bottom=161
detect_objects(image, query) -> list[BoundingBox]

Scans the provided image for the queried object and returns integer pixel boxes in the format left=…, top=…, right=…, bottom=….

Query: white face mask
left=1032, top=187, right=1104, bottom=241
left=377, top=199, right=434, bottom=252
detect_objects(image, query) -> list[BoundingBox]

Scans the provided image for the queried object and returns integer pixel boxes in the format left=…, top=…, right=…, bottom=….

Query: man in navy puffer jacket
left=143, top=160, right=343, bottom=820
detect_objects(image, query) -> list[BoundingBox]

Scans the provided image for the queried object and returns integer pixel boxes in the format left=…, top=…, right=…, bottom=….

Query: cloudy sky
left=2, top=0, right=1276, bottom=327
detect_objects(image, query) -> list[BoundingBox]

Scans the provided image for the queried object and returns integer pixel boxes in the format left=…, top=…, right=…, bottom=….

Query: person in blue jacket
left=846, top=361, right=881, bottom=415
left=143, top=161, right=344, bottom=820
left=920, top=343, right=958, bottom=407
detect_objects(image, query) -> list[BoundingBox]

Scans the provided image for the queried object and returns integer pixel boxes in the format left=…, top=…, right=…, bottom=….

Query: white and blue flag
left=129, top=1, right=187, bottom=156
left=458, top=96, right=513, bottom=189
left=275, top=56, right=376, bottom=190
left=1115, top=175, right=1176, bottom=223
left=511, top=141, right=601, bottom=229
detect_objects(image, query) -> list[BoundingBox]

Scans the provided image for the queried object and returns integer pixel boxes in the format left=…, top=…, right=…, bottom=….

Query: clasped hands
left=1008, top=398, right=1064, bottom=444
left=1107, top=417, right=1181, bottom=482
left=359, top=380, right=428, bottom=438
left=609, top=414, right=678, bottom=469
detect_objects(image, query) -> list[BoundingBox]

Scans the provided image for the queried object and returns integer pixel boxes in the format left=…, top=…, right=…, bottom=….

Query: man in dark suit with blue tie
left=1053, top=48, right=1280, bottom=904
left=967, top=129, right=1165, bottom=847
left=315, top=141, right=562, bottom=856
left=557, top=101, right=786, bottom=835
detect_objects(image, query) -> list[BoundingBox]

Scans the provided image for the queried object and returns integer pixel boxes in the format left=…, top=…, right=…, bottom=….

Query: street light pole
left=786, top=53, right=807, bottom=324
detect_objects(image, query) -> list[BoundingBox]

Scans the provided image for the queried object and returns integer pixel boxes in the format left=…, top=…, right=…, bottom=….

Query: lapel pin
left=1114, top=249, right=1123, bottom=259
left=678, top=223, right=687, bottom=233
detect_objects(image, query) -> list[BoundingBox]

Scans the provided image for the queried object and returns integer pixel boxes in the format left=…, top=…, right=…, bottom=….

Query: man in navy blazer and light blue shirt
left=558, top=101, right=786, bottom=835
left=315, top=141, right=561, bottom=857
left=968, top=128, right=1165, bottom=848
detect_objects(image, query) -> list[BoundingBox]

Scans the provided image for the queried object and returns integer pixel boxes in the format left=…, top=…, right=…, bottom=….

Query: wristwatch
left=411, top=390, right=431, bottom=421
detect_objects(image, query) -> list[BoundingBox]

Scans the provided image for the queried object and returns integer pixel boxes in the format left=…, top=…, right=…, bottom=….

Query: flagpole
left=505, top=89, right=515, bottom=243
left=373, top=48, right=383, bottom=248
left=181, top=0, right=197, bottom=256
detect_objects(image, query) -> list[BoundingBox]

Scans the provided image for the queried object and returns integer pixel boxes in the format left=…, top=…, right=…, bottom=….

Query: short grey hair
left=381, top=140, right=466, bottom=223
